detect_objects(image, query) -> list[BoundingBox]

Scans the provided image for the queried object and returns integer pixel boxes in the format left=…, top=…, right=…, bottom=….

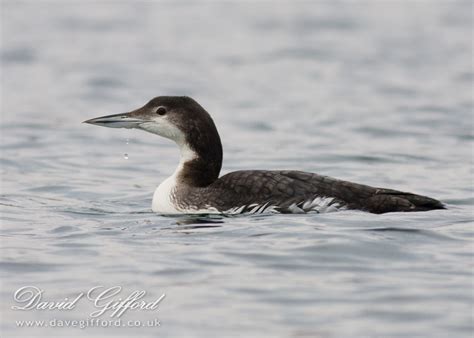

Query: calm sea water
left=1, top=2, right=473, bottom=337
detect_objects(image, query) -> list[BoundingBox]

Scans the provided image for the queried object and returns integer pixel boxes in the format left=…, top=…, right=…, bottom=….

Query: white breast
left=152, top=175, right=181, bottom=214
left=151, top=174, right=220, bottom=214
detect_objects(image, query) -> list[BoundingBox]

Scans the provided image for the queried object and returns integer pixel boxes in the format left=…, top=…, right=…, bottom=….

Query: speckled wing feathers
left=194, top=170, right=444, bottom=214
left=206, top=170, right=333, bottom=213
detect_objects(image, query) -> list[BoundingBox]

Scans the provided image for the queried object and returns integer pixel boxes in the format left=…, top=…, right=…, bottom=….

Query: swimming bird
left=84, top=96, right=444, bottom=214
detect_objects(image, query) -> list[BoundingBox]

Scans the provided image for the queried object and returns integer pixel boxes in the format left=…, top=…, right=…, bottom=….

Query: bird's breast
left=152, top=176, right=182, bottom=214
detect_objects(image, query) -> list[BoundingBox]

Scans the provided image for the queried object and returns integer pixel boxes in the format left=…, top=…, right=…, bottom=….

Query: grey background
left=1, top=1, right=473, bottom=337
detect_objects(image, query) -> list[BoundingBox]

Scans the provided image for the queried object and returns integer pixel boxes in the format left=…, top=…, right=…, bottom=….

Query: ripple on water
left=1, top=2, right=473, bottom=337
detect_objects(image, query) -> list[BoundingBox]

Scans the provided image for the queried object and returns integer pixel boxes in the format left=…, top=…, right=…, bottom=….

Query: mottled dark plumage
left=175, top=170, right=444, bottom=214
left=156, top=97, right=444, bottom=214
left=85, top=96, right=445, bottom=214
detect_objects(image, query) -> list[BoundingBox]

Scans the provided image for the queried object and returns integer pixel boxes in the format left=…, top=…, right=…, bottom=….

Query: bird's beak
left=83, top=112, right=146, bottom=129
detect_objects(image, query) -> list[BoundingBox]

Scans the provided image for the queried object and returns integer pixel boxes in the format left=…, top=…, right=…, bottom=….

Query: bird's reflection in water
left=171, top=214, right=225, bottom=229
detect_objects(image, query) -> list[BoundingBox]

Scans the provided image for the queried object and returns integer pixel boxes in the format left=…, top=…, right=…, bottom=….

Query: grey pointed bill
left=83, top=112, right=145, bottom=129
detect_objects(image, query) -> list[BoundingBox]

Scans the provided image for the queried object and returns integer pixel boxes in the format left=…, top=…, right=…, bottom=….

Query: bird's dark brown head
left=84, top=96, right=223, bottom=186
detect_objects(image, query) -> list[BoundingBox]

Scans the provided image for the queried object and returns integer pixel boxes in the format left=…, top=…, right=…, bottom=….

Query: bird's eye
left=156, top=107, right=167, bottom=116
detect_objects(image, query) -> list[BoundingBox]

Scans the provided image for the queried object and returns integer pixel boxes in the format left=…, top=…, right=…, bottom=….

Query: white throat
left=151, top=140, right=198, bottom=214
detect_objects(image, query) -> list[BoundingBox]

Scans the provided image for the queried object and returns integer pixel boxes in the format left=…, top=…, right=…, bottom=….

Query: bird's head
left=84, top=96, right=223, bottom=173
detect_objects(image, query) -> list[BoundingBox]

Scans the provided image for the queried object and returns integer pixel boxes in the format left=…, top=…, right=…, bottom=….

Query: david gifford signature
left=11, top=286, right=166, bottom=318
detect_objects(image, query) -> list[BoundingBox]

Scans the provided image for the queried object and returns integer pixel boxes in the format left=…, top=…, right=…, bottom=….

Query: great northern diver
left=84, top=96, right=444, bottom=214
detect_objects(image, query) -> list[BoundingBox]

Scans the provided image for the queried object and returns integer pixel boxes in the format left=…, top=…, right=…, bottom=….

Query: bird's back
left=204, top=170, right=444, bottom=214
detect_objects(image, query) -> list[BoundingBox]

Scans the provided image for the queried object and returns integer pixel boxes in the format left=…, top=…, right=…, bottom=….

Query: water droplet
left=124, top=137, right=130, bottom=160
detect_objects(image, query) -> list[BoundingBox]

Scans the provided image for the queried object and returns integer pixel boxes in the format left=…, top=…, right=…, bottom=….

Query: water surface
left=1, top=2, right=473, bottom=337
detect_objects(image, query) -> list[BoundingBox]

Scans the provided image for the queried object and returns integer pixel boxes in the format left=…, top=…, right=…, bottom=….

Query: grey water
left=1, top=2, right=473, bottom=337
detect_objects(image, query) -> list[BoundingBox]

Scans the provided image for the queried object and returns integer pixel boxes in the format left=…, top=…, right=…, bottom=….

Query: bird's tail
left=365, top=188, right=445, bottom=214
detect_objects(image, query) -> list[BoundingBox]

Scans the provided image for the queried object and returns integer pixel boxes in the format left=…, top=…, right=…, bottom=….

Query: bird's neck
left=174, top=138, right=222, bottom=187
